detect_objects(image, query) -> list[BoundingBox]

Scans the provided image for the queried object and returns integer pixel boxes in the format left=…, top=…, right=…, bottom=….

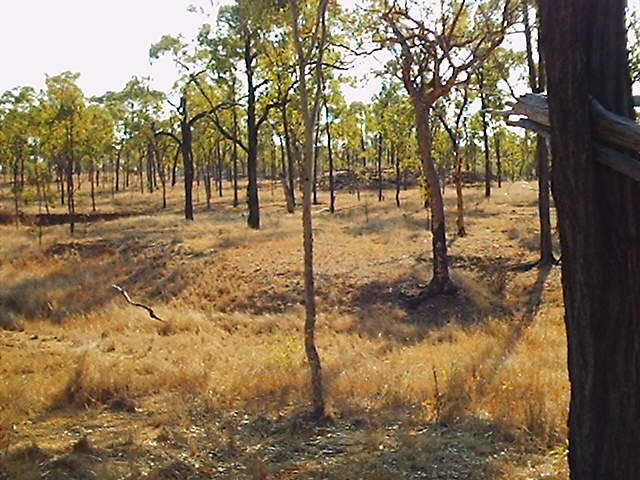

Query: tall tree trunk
left=181, top=96, right=194, bottom=221
left=13, top=160, right=19, bottom=227
left=245, top=35, right=260, bottom=229
left=454, top=144, right=466, bottom=237
left=67, top=123, right=75, bottom=235
left=478, top=71, right=492, bottom=198
left=377, top=133, right=383, bottom=202
left=537, top=140, right=554, bottom=264
left=495, top=133, right=502, bottom=188
left=115, top=149, right=121, bottom=192
left=541, top=1, right=640, bottom=478
left=204, top=156, right=212, bottom=209
left=414, top=101, right=453, bottom=293
left=289, top=0, right=328, bottom=420
left=394, top=144, right=401, bottom=207
left=325, top=100, right=335, bottom=214
left=279, top=137, right=295, bottom=213
left=90, top=164, right=96, bottom=212
left=217, top=142, right=224, bottom=197
left=524, top=0, right=555, bottom=265
left=282, top=101, right=296, bottom=207
left=232, top=105, right=239, bottom=207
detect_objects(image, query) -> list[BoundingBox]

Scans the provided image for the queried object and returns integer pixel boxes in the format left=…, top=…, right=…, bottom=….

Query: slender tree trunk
left=217, top=142, right=224, bottom=197
left=377, top=133, right=383, bottom=202
left=115, top=149, right=121, bottom=193
left=279, top=138, right=295, bottom=213
left=312, top=111, right=321, bottom=205
left=478, top=72, right=492, bottom=198
left=13, top=160, right=19, bottom=228
left=289, top=0, right=328, bottom=420
left=67, top=122, right=76, bottom=235
left=232, top=105, right=239, bottom=207
left=454, top=144, right=466, bottom=237
left=325, top=100, right=335, bottom=214
left=282, top=101, right=296, bottom=207
left=541, top=1, right=640, bottom=478
left=537, top=140, right=554, bottom=264
left=395, top=144, right=401, bottom=207
left=414, top=101, right=453, bottom=293
left=245, top=35, right=260, bottom=229
left=523, top=0, right=555, bottom=265
left=495, top=133, right=502, bottom=188
left=204, top=156, right=212, bottom=210
left=181, top=96, right=194, bottom=221
left=90, top=165, right=96, bottom=212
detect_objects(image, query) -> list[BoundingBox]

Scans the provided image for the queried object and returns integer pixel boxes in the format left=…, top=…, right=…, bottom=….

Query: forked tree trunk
left=540, top=0, right=640, bottom=478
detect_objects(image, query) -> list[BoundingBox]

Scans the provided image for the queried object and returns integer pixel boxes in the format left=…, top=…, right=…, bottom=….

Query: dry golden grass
left=0, top=179, right=568, bottom=478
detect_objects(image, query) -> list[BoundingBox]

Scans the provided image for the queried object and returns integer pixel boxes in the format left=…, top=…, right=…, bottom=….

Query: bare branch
left=112, top=284, right=166, bottom=323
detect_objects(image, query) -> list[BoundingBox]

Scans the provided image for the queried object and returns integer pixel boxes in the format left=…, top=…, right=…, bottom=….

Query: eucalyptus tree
left=45, top=72, right=86, bottom=234
left=201, top=1, right=287, bottom=229
left=372, top=0, right=516, bottom=295
left=78, top=104, right=114, bottom=211
left=97, top=77, right=164, bottom=195
left=288, top=0, right=331, bottom=419
left=437, top=86, right=470, bottom=235
left=150, top=36, right=223, bottom=220
left=0, top=87, right=38, bottom=222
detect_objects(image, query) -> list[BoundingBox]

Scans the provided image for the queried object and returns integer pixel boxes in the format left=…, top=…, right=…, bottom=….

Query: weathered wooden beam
left=507, top=117, right=640, bottom=182
left=508, top=93, right=640, bottom=154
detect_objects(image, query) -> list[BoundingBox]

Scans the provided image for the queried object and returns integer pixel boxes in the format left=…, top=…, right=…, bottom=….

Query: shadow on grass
left=0, top=407, right=532, bottom=480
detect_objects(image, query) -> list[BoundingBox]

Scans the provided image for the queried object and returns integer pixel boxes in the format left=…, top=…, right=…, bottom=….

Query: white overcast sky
left=3, top=1, right=637, bottom=104
left=0, top=0, right=206, bottom=97
left=0, top=0, right=381, bottom=102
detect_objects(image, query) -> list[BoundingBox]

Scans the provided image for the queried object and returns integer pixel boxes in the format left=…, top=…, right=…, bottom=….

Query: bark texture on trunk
left=540, top=1, right=640, bottom=478
left=414, top=102, right=453, bottom=293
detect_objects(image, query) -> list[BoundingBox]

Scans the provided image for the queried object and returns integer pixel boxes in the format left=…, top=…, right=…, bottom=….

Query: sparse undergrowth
left=0, top=181, right=568, bottom=479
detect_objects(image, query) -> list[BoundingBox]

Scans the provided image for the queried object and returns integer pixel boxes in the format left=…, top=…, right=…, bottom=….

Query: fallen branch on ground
left=111, top=284, right=166, bottom=323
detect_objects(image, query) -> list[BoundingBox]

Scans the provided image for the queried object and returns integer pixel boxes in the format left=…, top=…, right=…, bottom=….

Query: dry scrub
left=0, top=181, right=568, bottom=478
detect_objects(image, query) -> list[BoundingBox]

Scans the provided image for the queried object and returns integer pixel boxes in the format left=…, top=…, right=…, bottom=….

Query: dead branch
left=112, top=284, right=166, bottom=323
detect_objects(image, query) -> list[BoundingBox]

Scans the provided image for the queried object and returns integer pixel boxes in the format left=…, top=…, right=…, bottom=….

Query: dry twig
left=111, top=284, right=166, bottom=323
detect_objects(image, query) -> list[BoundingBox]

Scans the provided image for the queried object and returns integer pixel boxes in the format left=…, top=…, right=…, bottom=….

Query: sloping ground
left=0, top=181, right=568, bottom=479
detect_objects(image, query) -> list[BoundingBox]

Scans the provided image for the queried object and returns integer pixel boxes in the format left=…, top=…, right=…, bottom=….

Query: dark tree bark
left=478, top=70, right=492, bottom=198
left=90, top=165, right=96, bottom=212
left=180, top=95, right=195, bottom=221
left=115, top=148, right=121, bottom=192
left=540, top=1, right=640, bottom=478
left=414, top=102, right=454, bottom=292
left=495, top=132, right=502, bottom=188
left=394, top=144, right=401, bottom=207
left=244, top=34, right=261, bottom=229
left=232, top=104, right=239, bottom=207
left=282, top=100, right=296, bottom=208
left=324, top=98, right=335, bottom=213
left=377, top=133, right=384, bottom=202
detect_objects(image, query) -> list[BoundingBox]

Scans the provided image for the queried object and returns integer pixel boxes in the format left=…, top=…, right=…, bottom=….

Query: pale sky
left=0, top=0, right=205, bottom=97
